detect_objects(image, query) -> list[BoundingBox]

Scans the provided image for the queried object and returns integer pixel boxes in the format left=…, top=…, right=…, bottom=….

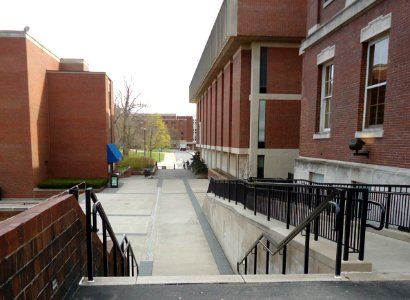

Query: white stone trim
left=313, top=132, right=331, bottom=139
left=258, top=42, right=300, bottom=49
left=199, top=144, right=249, bottom=155
left=355, top=129, right=384, bottom=138
left=323, top=0, right=335, bottom=9
left=230, top=147, right=250, bottom=155
left=307, top=24, right=319, bottom=36
left=215, top=146, right=223, bottom=151
left=249, top=94, right=302, bottom=101
left=317, top=45, right=336, bottom=65
left=300, top=0, right=378, bottom=53
left=360, top=13, right=392, bottom=43
left=345, top=0, right=357, bottom=7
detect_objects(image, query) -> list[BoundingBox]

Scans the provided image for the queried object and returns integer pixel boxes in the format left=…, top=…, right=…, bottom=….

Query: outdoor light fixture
left=349, top=138, right=369, bottom=157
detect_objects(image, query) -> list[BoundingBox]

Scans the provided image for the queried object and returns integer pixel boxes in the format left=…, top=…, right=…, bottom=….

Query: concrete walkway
left=82, top=171, right=231, bottom=277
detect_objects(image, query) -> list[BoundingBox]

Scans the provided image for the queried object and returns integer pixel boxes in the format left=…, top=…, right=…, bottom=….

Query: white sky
left=0, top=0, right=224, bottom=116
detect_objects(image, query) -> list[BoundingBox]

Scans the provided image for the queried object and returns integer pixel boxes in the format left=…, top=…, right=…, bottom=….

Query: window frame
left=362, top=36, right=389, bottom=129
left=319, top=61, right=334, bottom=133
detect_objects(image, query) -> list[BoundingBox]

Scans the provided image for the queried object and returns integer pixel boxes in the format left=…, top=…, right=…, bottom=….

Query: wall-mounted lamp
left=349, top=138, right=369, bottom=157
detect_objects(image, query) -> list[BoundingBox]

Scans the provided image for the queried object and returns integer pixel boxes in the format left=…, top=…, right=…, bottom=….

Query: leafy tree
left=145, top=114, right=171, bottom=157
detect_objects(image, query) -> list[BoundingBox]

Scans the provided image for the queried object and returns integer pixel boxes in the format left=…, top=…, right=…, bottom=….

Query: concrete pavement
left=81, top=170, right=229, bottom=277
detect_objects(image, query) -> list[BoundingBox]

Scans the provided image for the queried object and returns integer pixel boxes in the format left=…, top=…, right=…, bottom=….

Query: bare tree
left=114, top=78, right=146, bottom=156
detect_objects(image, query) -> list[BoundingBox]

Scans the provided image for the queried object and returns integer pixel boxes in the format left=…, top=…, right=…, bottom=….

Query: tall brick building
left=296, top=0, right=410, bottom=184
left=0, top=31, right=115, bottom=198
left=190, top=0, right=306, bottom=178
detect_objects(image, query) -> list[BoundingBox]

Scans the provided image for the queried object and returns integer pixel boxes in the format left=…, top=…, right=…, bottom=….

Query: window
left=309, top=172, right=324, bottom=183
left=257, top=155, right=265, bottom=179
left=260, top=47, right=268, bottom=93
left=364, top=37, right=389, bottom=128
left=258, top=100, right=266, bottom=148
left=320, top=62, right=334, bottom=132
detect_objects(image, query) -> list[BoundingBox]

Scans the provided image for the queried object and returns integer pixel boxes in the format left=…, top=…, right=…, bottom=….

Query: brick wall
left=47, top=72, right=110, bottom=179
left=231, top=50, right=251, bottom=149
left=25, top=39, right=60, bottom=189
left=0, top=37, right=33, bottom=198
left=0, top=194, right=120, bottom=299
left=223, top=62, right=232, bottom=148
left=300, top=1, right=410, bottom=168
left=237, top=0, right=306, bottom=38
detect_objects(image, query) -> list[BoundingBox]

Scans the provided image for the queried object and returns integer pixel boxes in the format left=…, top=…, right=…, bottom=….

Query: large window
left=257, top=155, right=265, bottom=179
left=320, top=63, right=334, bottom=132
left=260, top=47, right=268, bottom=93
left=258, top=100, right=266, bottom=148
left=364, top=37, right=389, bottom=128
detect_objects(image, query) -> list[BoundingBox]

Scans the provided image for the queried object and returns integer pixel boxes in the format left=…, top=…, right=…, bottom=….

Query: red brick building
left=161, top=114, right=194, bottom=149
left=190, top=0, right=306, bottom=178
left=0, top=31, right=115, bottom=198
left=296, top=0, right=410, bottom=184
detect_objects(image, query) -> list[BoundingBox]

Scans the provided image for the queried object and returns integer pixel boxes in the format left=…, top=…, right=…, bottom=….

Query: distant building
left=296, top=0, right=410, bottom=184
left=190, top=0, right=306, bottom=178
left=0, top=31, right=115, bottom=198
left=161, top=114, right=194, bottom=149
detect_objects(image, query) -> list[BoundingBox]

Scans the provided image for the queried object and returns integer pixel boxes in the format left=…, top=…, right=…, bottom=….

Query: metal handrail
left=85, top=187, right=139, bottom=281
left=237, top=189, right=345, bottom=276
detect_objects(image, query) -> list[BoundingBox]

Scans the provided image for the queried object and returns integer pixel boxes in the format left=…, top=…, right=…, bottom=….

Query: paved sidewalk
left=83, top=173, right=229, bottom=276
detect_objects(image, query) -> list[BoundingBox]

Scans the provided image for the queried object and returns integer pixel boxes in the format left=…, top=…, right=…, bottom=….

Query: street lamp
left=143, top=128, right=146, bottom=157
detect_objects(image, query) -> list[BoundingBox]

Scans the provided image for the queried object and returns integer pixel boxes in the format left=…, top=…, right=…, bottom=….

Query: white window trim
left=323, top=0, right=335, bottom=8
left=319, top=62, right=334, bottom=133
left=313, top=132, right=331, bottom=140
left=355, top=128, right=384, bottom=139
left=362, top=36, right=389, bottom=131
left=317, top=45, right=336, bottom=66
left=360, top=13, right=392, bottom=43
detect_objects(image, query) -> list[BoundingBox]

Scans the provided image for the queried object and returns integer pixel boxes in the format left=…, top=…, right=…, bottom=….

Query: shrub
left=190, top=151, right=208, bottom=175
left=38, top=178, right=108, bottom=189
left=117, top=156, right=155, bottom=171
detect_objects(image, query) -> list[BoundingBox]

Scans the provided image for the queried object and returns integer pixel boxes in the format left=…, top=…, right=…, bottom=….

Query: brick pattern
left=0, top=195, right=109, bottom=300
left=300, top=1, right=410, bottom=168
left=0, top=211, right=20, bottom=222
left=237, top=0, right=307, bottom=38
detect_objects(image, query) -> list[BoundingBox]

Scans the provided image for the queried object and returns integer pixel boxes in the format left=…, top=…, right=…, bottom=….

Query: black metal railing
left=79, top=187, right=139, bottom=281
left=209, top=178, right=386, bottom=263
left=255, top=178, right=410, bottom=230
left=237, top=189, right=344, bottom=276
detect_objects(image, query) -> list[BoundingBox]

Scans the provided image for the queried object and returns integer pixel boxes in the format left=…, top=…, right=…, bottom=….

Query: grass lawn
left=129, top=150, right=165, bottom=162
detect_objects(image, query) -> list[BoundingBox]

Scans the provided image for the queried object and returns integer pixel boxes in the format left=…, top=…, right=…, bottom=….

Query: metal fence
left=209, top=178, right=386, bottom=261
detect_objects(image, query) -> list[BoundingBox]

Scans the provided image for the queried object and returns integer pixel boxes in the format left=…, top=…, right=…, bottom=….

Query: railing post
left=254, top=246, right=258, bottom=275
left=244, top=257, right=248, bottom=275
left=228, top=181, right=231, bottom=202
left=69, top=186, right=79, bottom=201
left=343, top=191, right=351, bottom=261
left=103, top=221, right=108, bottom=276
left=265, top=240, right=270, bottom=274
left=244, top=183, right=247, bottom=210
left=235, top=181, right=238, bottom=205
left=314, top=188, right=320, bottom=241
left=254, top=186, right=257, bottom=216
left=304, top=224, right=311, bottom=274
left=335, top=192, right=345, bottom=277
left=286, top=187, right=291, bottom=229
left=113, top=246, right=118, bottom=276
left=121, top=243, right=125, bottom=276
left=358, top=190, right=369, bottom=261
left=282, top=245, right=287, bottom=275
left=385, top=186, right=391, bottom=229
left=85, top=188, right=94, bottom=281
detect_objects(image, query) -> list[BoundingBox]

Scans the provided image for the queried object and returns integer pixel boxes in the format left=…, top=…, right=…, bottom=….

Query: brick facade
left=297, top=0, right=410, bottom=184
left=161, top=115, right=194, bottom=148
left=0, top=32, right=114, bottom=198
left=191, top=0, right=305, bottom=178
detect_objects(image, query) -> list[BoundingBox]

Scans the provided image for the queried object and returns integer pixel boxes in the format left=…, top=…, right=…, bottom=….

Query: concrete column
left=248, top=43, right=261, bottom=178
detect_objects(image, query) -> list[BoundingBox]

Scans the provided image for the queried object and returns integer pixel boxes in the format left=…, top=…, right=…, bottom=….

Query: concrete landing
left=75, top=273, right=410, bottom=299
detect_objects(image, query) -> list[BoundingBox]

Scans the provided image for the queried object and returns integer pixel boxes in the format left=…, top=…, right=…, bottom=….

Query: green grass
left=129, top=150, right=165, bottom=162
left=38, top=178, right=108, bottom=189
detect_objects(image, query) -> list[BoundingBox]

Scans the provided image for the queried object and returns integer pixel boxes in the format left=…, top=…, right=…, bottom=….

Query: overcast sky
left=0, top=0, right=224, bottom=116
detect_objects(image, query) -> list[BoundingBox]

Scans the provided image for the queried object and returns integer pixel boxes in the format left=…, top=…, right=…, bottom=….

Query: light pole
left=143, top=128, right=146, bottom=157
